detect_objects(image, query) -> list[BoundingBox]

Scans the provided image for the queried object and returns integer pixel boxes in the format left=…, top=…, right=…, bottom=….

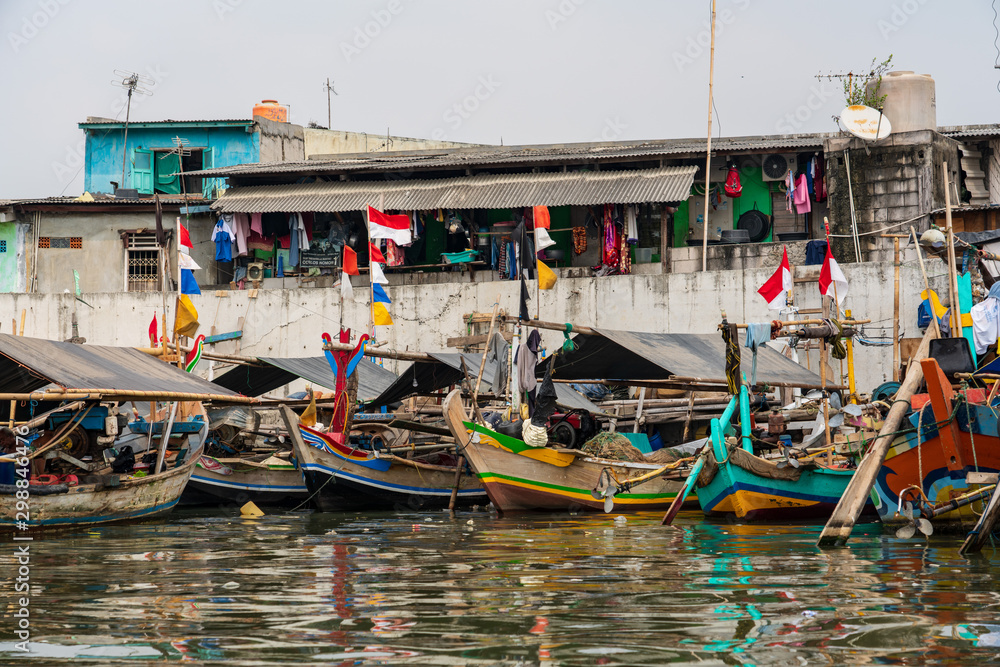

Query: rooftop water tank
left=867, top=71, right=936, bottom=134
left=252, top=99, right=288, bottom=123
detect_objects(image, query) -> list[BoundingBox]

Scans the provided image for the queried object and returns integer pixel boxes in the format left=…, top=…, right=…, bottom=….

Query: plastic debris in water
left=614, top=516, right=627, bottom=524
left=240, top=501, right=264, bottom=518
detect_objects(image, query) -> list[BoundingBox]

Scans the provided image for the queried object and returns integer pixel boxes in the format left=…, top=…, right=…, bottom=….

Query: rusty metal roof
left=212, top=165, right=698, bottom=212
left=188, top=133, right=831, bottom=179
left=939, top=125, right=1000, bottom=139
left=0, top=334, right=244, bottom=399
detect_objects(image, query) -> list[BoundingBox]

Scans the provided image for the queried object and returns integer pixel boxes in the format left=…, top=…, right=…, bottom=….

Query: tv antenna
left=324, top=77, right=338, bottom=129
left=111, top=69, right=154, bottom=192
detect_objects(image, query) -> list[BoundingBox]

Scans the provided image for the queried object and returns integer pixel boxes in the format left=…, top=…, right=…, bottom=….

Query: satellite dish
left=839, top=105, right=891, bottom=141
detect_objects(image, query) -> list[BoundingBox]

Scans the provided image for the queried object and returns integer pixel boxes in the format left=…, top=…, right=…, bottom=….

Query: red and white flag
left=368, top=242, right=386, bottom=264
left=757, top=246, right=792, bottom=310
left=367, top=206, right=411, bottom=245
left=819, top=244, right=849, bottom=306
left=178, top=220, right=193, bottom=251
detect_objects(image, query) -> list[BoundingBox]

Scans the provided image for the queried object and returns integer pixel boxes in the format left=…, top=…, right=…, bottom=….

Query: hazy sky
left=1, top=0, right=998, bottom=198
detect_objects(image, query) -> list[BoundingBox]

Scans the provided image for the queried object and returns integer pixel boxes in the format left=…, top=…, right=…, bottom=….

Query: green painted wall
left=672, top=165, right=774, bottom=246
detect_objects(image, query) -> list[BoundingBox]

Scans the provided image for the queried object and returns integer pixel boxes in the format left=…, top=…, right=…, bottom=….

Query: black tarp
left=366, top=352, right=603, bottom=413
left=546, top=328, right=823, bottom=386
left=0, top=334, right=241, bottom=397
left=213, top=356, right=397, bottom=401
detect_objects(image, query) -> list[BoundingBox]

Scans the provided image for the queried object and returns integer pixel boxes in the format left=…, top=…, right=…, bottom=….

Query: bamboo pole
left=910, top=226, right=941, bottom=339
left=376, top=452, right=462, bottom=474
left=682, top=392, right=696, bottom=441
left=943, top=161, right=962, bottom=337
left=474, top=298, right=501, bottom=401
left=448, top=455, right=465, bottom=512
left=700, top=0, right=717, bottom=272
left=0, top=390, right=256, bottom=404
left=155, top=401, right=178, bottom=474
left=633, top=387, right=646, bottom=434
left=893, top=237, right=901, bottom=382
left=818, top=323, right=938, bottom=547
left=552, top=377, right=848, bottom=391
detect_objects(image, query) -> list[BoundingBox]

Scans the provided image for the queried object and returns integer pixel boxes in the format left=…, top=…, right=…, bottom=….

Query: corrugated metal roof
left=0, top=334, right=242, bottom=397
left=213, top=165, right=698, bottom=212
left=940, top=125, right=1000, bottom=139
left=189, top=133, right=831, bottom=179
left=212, top=356, right=397, bottom=401
left=79, top=119, right=253, bottom=128
left=11, top=196, right=193, bottom=206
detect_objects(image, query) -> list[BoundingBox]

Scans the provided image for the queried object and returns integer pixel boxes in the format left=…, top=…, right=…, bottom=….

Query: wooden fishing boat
left=866, top=358, right=1000, bottom=531
left=0, top=403, right=207, bottom=529
left=182, top=453, right=308, bottom=506
left=443, top=390, right=688, bottom=514
left=691, top=386, right=869, bottom=523
left=281, top=406, right=487, bottom=511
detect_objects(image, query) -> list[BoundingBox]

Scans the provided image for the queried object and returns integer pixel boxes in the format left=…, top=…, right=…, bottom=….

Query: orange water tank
left=252, top=99, right=287, bottom=123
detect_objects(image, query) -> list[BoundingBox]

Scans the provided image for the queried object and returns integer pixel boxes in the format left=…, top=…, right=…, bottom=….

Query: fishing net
left=581, top=432, right=647, bottom=462
left=644, top=448, right=683, bottom=464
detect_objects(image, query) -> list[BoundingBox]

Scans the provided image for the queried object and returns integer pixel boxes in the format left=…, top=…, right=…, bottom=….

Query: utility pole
left=324, top=78, right=338, bottom=129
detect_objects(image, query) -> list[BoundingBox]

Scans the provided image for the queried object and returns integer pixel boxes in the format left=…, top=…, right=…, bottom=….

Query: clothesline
left=825, top=210, right=942, bottom=238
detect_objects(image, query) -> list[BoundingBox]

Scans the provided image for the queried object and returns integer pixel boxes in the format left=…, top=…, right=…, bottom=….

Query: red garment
left=386, top=239, right=404, bottom=266
left=247, top=230, right=271, bottom=251
left=301, top=212, right=314, bottom=242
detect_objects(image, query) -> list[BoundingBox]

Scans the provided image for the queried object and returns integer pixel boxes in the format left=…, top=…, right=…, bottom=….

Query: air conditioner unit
left=761, top=154, right=798, bottom=182
left=247, top=262, right=264, bottom=281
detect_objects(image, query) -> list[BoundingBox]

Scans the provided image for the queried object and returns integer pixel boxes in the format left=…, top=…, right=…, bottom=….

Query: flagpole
left=176, top=215, right=183, bottom=369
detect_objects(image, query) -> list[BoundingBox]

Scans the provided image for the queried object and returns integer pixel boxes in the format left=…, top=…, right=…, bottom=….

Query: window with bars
left=0, top=240, right=6, bottom=253
left=126, top=233, right=161, bottom=292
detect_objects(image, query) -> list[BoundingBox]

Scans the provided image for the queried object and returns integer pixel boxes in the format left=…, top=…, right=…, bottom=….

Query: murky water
left=2, top=508, right=999, bottom=665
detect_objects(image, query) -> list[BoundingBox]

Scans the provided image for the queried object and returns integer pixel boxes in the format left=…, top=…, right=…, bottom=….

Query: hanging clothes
left=288, top=213, right=308, bottom=266
left=625, top=205, right=639, bottom=244
left=793, top=174, right=812, bottom=214
left=517, top=330, right=541, bottom=394
left=212, top=217, right=235, bottom=262
left=232, top=213, right=250, bottom=257
left=485, top=331, right=510, bottom=396
left=785, top=171, right=794, bottom=212
left=261, top=212, right=285, bottom=238
left=250, top=212, right=263, bottom=235
left=813, top=157, right=827, bottom=202
left=971, top=283, right=1000, bottom=354
left=385, top=239, right=405, bottom=266
left=572, top=227, right=587, bottom=255
left=602, top=204, right=618, bottom=268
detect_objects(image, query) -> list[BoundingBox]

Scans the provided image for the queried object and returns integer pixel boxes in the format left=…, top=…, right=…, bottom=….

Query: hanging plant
left=843, top=55, right=894, bottom=109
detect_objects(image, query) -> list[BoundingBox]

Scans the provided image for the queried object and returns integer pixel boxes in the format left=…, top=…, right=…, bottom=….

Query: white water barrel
left=867, top=71, right=936, bottom=133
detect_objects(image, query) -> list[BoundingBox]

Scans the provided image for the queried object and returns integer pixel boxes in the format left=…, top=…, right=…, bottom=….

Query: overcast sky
left=1, top=0, right=998, bottom=198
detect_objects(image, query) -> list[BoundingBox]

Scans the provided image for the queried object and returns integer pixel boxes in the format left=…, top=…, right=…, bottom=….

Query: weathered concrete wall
left=256, top=119, right=305, bottom=163
left=0, top=257, right=946, bottom=396
left=25, top=211, right=215, bottom=294
left=824, top=130, right=960, bottom=260
left=304, top=128, right=477, bottom=156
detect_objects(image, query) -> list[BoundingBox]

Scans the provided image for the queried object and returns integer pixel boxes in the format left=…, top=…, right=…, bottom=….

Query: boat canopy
left=367, top=351, right=604, bottom=414
left=213, top=356, right=397, bottom=401
left=545, top=328, right=824, bottom=387
left=0, top=334, right=245, bottom=399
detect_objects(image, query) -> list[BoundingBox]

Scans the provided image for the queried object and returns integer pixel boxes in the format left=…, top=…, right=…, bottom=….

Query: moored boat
left=183, top=453, right=308, bottom=507
left=443, top=389, right=688, bottom=514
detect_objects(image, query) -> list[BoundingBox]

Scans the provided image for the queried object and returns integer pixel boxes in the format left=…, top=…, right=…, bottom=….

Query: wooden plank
left=967, top=472, right=1000, bottom=484
left=446, top=331, right=513, bottom=348
left=818, top=324, right=936, bottom=547
left=204, top=330, right=244, bottom=344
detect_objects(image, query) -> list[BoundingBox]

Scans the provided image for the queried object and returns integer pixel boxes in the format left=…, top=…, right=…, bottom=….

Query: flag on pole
left=174, top=295, right=200, bottom=337
left=180, top=269, right=201, bottom=295
left=538, top=260, right=557, bottom=290
left=177, top=253, right=201, bottom=271
left=184, top=334, right=205, bottom=372
left=819, top=243, right=849, bottom=306
left=533, top=205, right=551, bottom=230
left=370, top=262, right=388, bottom=285
left=368, top=242, right=386, bottom=264
left=148, top=312, right=158, bottom=347
left=367, top=206, right=411, bottom=245
left=372, top=283, right=393, bottom=326
left=340, top=274, right=355, bottom=302
left=343, top=246, right=359, bottom=275
left=178, top=223, right=193, bottom=251
left=757, top=246, right=793, bottom=310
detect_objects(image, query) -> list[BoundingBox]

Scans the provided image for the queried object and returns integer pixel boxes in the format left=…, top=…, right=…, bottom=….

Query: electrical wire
left=993, top=0, right=1000, bottom=93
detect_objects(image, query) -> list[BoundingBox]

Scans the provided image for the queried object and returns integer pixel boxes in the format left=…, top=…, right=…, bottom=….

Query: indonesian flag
left=819, top=243, right=849, bottom=306
left=757, top=246, right=792, bottom=310
left=370, top=262, right=388, bottom=285
left=178, top=220, right=193, bottom=252
left=368, top=242, right=386, bottom=264
left=367, top=206, right=411, bottom=245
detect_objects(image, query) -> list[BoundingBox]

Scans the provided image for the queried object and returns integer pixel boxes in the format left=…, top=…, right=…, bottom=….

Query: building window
left=126, top=233, right=161, bottom=292
left=0, top=240, right=6, bottom=253
left=37, top=237, right=82, bottom=249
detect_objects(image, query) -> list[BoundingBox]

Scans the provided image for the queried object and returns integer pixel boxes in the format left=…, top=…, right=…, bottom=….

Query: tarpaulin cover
left=212, top=356, right=397, bottom=401
left=546, top=328, right=823, bottom=386
left=0, top=334, right=241, bottom=396
left=366, top=352, right=603, bottom=414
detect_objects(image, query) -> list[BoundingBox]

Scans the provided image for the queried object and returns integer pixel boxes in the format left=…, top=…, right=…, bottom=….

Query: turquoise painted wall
left=82, top=124, right=259, bottom=194
left=0, top=223, right=19, bottom=292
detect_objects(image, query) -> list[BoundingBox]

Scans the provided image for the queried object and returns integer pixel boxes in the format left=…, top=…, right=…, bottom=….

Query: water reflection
left=1, top=509, right=998, bottom=664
